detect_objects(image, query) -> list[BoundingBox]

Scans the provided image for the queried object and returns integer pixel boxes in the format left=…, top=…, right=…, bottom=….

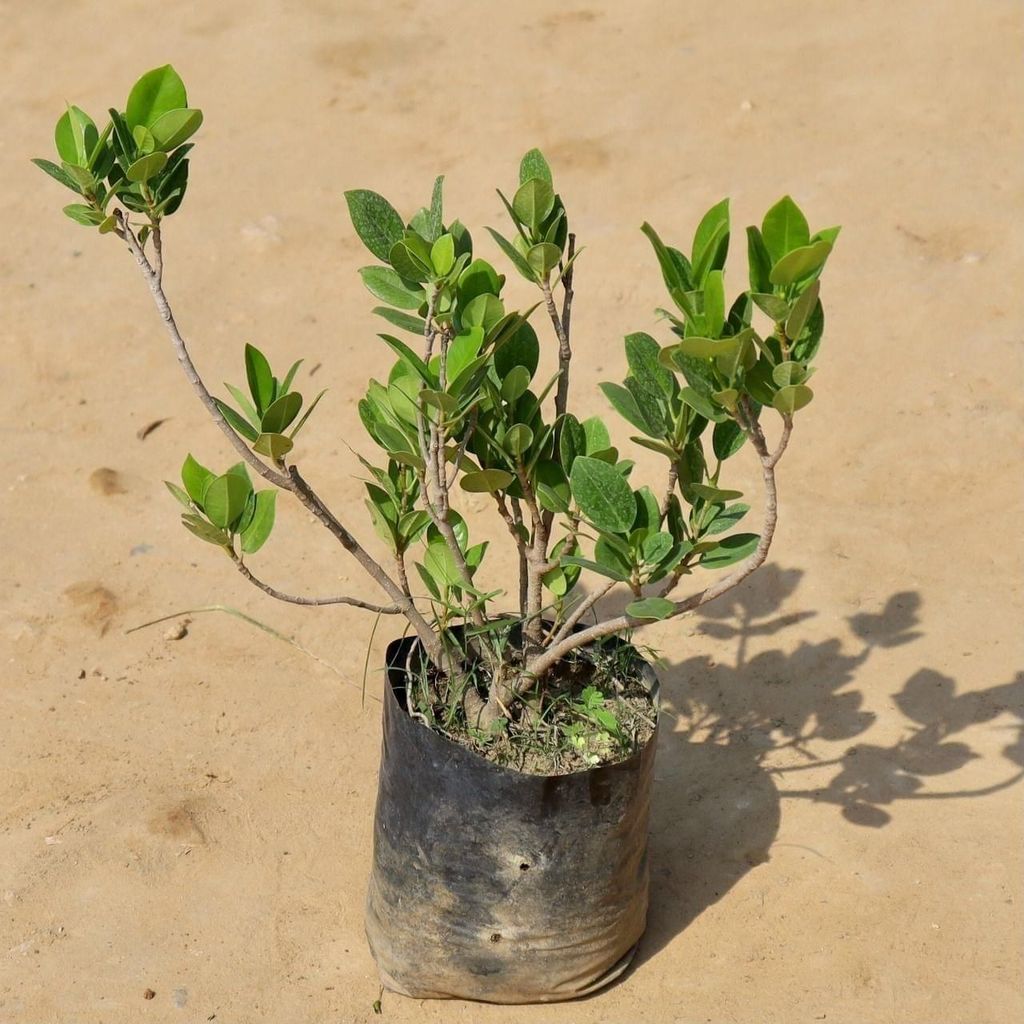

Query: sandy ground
left=2, top=1, right=1023, bottom=1021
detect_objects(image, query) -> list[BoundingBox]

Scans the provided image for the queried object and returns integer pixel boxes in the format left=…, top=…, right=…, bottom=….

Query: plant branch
left=658, top=460, right=679, bottom=522
left=114, top=211, right=290, bottom=490
left=228, top=549, right=401, bottom=612
left=549, top=233, right=575, bottom=422
left=550, top=580, right=616, bottom=643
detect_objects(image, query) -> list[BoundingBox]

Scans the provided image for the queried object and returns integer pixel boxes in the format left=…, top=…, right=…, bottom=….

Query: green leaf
left=486, top=226, right=536, bottom=281
left=712, top=388, right=739, bottom=413
left=599, top=382, right=655, bottom=436
left=703, top=269, right=725, bottom=337
left=504, top=423, right=534, bottom=456
left=388, top=238, right=431, bottom=283
left=426, top=175, right=444, bottom=242
left=746, top=225, right=773, bottom=294
left=132, top=123, right=156, bottom=155
left=692, top=222, right=728, bottom=287
left=215, top=398, right=259, bottom=442
left=457, top=257, right=502, bottom=305
left=569, top=457, right=636, bottom=534
left=750, top=292, right=791, bottom=322
left=149, top=107, right=202, bottom=151
left=261, top=392, right=302, bottom=433
left=181, top=454, right=214, bottom=506
left=240, top=491, right=277, bottom=554
left=769, top=241, right=832, bottom=286
left=494, top=321, right=539, bottom=378
left=625, top=332, right=673, bottom=399
left=501, top=365, right=531, bottom=403
left=626, top=597, right=676, bottom=621
left=32, top=157, right=82, bottom=193
left=638, top=218, right=688, bottom=294
left=373, top=307, right=426, bottom=334
left=244, top=343, right=275, bottom=415
left=786, top=279, right=820, bottom=341
left=678, top=387, right=724, bottom=425
left=527, top=242, right=561, bottom=277
left=203, top=472, right=252, bottom=530
left=62, top=204, right=103, bottom=226
left=460, top=469, right=515, bottom=493
left=712, top=419, right=746, bottom=460
left=165, top=481, right=193, bottom=508
left=279, top=360, right=304, bottom=395
left=519, top=148, right=553, bottom=186
left=345, top=189, right=405, bottom=262
left=631, top=436, right=678, bottom=459
left=582, top=416, right=611, bottom=455
left=773, top=384, right=814, bottom=414
left=125, top=150, right=167, bottom=183
left=126, top=65, right=188, bottom=129
left=691, top=198, right=730, bottom=272
left=705, top=502, right=750, bottom=536
left=772, top=361, right=808, bottom=387
left=360, top=266, right=423, bottom=309
left=181, top=513, right=230, bottom=547
left=379, top=333, right=433, bottom=384
left=812, top=225, right=842, bottom=246
left=461, top=293, right=504, bottom=331
left=535, top=460, right=571, bottom=512
left=445, top=326, right=484, bottom=384
left=666, top=335, right=744, bottom=361
left=559, top=413, right=586, bottom=471
left=701, top=532, right=759, bottom=568
left=224, top=382, right=260, bottom=427
left=625, top=377, right=666, bottom=435
left=561, top=555, right=630, bottom=583
left=430, top=233, right=455, bottom=276
left=762, top=195, right=809, bottom=262
left=512, top=178, right=555, bottom=231
left=290, top=388, right=327, bottom=438
left=55, top=106, right=97, bottom=166
left=642, top=532, right=674, bottom=565
left=689, top=482, right=743, bottom=502
left=253, top=432, right=295, bottom=460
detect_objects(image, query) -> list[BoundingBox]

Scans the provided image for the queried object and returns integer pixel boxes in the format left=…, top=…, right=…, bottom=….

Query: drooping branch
left=229, top=549, right=401, bottom=613
left=113, top=212, right=447, bottom=666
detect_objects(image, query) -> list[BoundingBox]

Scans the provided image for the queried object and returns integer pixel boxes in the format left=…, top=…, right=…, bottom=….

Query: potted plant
left=34, top=65, right=837, bottom=1004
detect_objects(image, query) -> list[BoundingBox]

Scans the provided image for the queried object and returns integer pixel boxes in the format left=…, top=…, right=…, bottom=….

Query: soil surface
left=2, top=2, right=1022, bottom=1022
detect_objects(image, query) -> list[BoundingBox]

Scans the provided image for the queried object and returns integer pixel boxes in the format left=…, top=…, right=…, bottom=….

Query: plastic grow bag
left=364, top=633, right=660, bottom=1003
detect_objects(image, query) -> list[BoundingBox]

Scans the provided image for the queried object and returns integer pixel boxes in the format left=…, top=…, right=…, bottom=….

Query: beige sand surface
left=2, top=1, right=1023, bottom=1021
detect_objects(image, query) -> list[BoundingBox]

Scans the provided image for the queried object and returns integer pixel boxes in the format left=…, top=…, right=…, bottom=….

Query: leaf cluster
left=33, top=65, right=202, bottom=232
left=166, top=456, right=276, bottom=553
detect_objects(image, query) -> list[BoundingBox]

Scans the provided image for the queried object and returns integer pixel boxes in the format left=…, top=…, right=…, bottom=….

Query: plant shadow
left=592, top=566, right=1024, bottom=967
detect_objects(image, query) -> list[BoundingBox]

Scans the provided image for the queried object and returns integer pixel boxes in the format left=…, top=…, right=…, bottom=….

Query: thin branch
left=658, top=461, right=679, bottom=523
left=550, top=233, right=575, bottom=421
left=228, top=549, right=401, bottom=612
left=115, top=211, right=290, bottom=490
left=550, top=580, right=616, bottom=643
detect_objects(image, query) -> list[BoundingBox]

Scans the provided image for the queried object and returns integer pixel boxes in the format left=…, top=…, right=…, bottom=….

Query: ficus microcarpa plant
left=36, top=65, right=838, bottom=746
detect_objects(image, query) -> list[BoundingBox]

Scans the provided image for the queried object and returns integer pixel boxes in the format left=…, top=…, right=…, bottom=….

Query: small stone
left=164, top=620, right=189, bottom=641
left=143, top=989, right=156, bottom=1000
left=77, top=669, right=86, bottom=680
left=739, top=98, right=753, bottom=111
